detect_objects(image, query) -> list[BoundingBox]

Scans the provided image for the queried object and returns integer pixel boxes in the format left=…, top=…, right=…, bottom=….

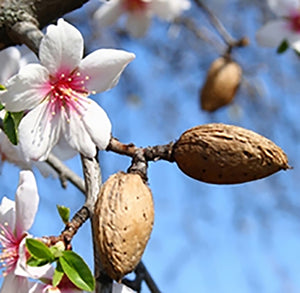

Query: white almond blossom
left=0, top=171, right=51, bottom=293
left=94, top=0, right=191, bottom=37
left=256, top=0, right=300, bottom=51
left=0, top=19, right=135, bottom=161
left=0, top=47, right=58, bottom=176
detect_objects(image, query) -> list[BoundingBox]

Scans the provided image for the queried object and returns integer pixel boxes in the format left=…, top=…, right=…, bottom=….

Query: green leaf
left=3, top=112, right=18, bottom=145
left=11, top=111, right=24, bottom=128
left=59, top=251, right=95, bottom=292
left=2, top=111, right=24, bottom=145
left=27, top=256, right=50, bottom=267
left=277, top=39, right=289, bottom=54
left=0, top=84, right=6, bottom=91
left=57, top=205, right=70, bottom=224
left=0, top=103, right=4, bottom=110
left=25, top=238, right=55, bottom=263
left=53, top=262, right=64, bottom=287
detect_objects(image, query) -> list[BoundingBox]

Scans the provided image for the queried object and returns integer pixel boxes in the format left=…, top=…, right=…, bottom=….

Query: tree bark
left=0, top=0, right=90, bottom=50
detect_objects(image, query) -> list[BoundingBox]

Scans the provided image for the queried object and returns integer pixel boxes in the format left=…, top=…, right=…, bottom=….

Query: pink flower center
left=122, top=0, right=149, bottom=12
left=0, top=223, right=21, bottom=276
left=45, top=70, right=92, bottom=122
left=288, top=10, right=300, bottom=32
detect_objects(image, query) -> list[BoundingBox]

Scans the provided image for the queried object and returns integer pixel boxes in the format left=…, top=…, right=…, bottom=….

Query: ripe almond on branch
left=93, top=172, right=154, bottom=281
left=200, top=57, right=242, bottom=112
left=172, top=123, right=290, bottom=184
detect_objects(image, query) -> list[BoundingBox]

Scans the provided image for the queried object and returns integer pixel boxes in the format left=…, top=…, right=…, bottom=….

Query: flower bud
left=200, top=57, right=242, bottom=112
left=172, top=123, right=289, bottom=184
left=93, top=172, right=154, bottom=281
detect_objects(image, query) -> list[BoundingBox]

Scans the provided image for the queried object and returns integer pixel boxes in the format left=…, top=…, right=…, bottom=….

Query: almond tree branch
left=0, top=0, right=91, bottom=50
left=80, top=154, right=113, bottom=293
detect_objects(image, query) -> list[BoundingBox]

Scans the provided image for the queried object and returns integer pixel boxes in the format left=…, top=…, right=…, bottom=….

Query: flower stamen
left=0, top=223, right=20, bottom=277
left=45, top=70, right=91, bottom=121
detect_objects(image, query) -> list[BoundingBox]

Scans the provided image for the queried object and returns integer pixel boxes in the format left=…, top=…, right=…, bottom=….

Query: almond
left=200, top=57, right=242, bottom=112
left=173, top=123, right=289, bottom=184
left=93, top=172, right=154, bottom=281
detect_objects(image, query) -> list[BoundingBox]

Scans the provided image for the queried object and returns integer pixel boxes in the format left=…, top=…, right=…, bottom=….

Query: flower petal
left=28, top=283, right=45, bottom=293
left=78, top=49, right=135, bottom=92
left=151, top=0, right=191, bottom=21
left=267, top=0, right=299, bottom=16
left=0, top=273, right=30, bottom=293
left=256, top=20, right=290, bottom=47
left=82, top=99, right=112, bottom=150
left=93, top=0, right=124, bottom=27
left=52, top=136, right=78, bottom=161
left=0, top=197, right=16, bottom=229
left=18, top=101, right=61, bottom=161
left=15, top=171, right=39, bottom=237
left=0, top=129, right=32, bottom=170
left=39, top=19, right=84, bottom=76
left=126, top=12, right=151, bottom=37
left=62, top=108, right=97, bottom=158
left=0, top=47, right=21, bottom=84
left=0, top=64, right=49, bottom=112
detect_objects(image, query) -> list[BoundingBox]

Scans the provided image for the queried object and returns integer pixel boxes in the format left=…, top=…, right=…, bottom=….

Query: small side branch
left=46, top=153, right=86, bottom=193
left=193, top=0, right=234, bottom=45
left=122, top=261, right=161, bottom=293
left=193, top=0, right=249, bottom=53
left=106, top=137, right=174, bottom=163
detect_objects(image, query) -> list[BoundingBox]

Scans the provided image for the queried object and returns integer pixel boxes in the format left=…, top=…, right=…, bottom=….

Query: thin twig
left=106, top=137, right=174, bottom=163
left=46, top=153, right=85, bottom=193
left=193, top=0, right=234, bottom=45
left=193, top=0, right=249, bottom=53
left=138, top=262, right=161, bottom=293
left=174, top=16, right=225, bottom=53
left=122, top=261, right=161, bottom=293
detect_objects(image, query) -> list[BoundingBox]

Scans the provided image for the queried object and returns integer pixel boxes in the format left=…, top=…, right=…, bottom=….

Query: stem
left=174, top=16, right=224, bottom=53
left=138, top=262, right=161, bottom=293
left=80, top=154, right=113, bottom=293
left=193, top=0, right=249, bottom=52
left=193, top=0, right=234, bottom=45
left=107, top=137, right=174, bottom=163
left=122, top=261, right=161, bottom=293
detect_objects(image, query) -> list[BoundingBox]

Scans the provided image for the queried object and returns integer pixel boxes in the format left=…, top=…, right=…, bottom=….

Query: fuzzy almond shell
left=173, top=123, right=289, bottom=184
left=93, top=172, right=154, bottom=281
left=200, top=57, right=242, bottom=112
